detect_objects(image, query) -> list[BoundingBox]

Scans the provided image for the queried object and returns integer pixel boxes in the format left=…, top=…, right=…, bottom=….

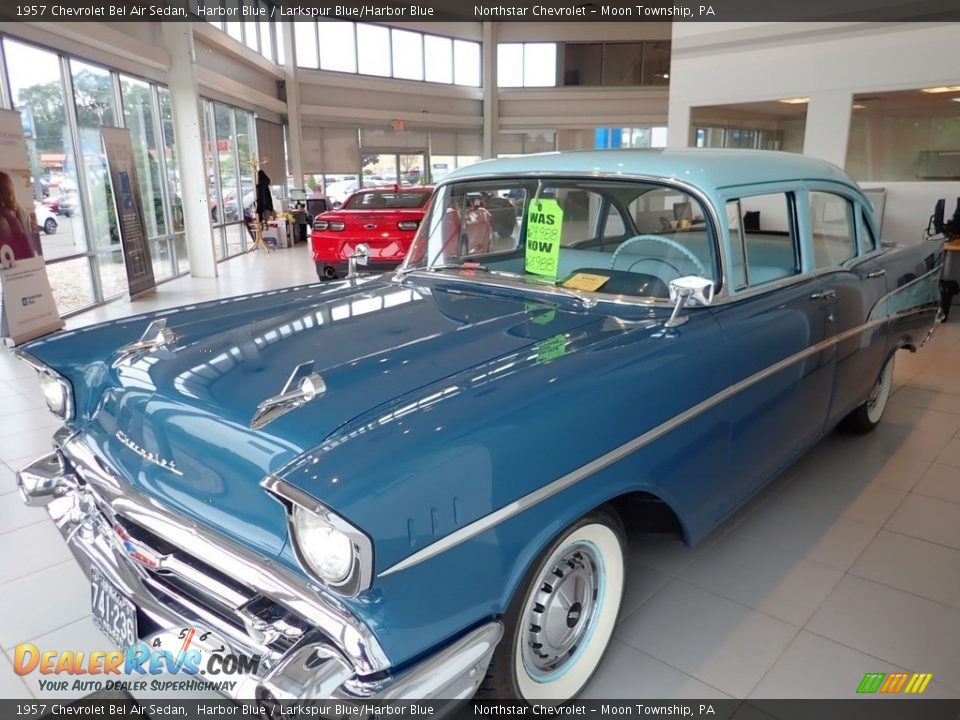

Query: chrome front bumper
left=17, top=439, right=501, bottom=701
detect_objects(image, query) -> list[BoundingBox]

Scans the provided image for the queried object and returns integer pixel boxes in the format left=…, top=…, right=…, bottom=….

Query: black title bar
left=2, top=0, right=960, bottom=22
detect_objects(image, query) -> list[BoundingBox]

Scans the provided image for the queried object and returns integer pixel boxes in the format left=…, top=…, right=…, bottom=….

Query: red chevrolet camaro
left=311, top=185, right=434, bottom=279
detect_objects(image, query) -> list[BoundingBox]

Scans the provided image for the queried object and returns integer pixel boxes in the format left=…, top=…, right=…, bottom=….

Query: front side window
left=810, top=191, right=856, bottom=268
left=403, top=178, right=718, bottom=301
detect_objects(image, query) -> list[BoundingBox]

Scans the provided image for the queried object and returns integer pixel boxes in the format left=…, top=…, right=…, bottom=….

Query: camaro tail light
left=328, top=221, right=346, bottom=231
left=313, top=220, right=328, bottom=230
left=397, top=221, right=420, bottom=231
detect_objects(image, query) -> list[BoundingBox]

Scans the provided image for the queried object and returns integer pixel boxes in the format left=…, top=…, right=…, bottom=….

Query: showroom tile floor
left=1, top=244, right=959, bottom=702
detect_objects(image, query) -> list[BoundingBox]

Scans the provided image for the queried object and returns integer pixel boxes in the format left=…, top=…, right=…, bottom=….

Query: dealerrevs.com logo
left=13, top=626, right=260, bottom=694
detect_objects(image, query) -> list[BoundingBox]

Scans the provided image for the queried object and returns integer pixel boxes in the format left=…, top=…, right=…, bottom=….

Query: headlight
left=17, top=352, right=73, bottom=420
left=39, top=373, right=69, bottom=417
left=262, top=476, right=373, bottom=597
left=292, top=505, right=354, bottom=583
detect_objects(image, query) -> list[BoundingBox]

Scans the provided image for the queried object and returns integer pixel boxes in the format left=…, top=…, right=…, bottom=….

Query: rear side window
left=727, top=193, right=799, bottom=289
left=809, top=192, right=856, bottom=268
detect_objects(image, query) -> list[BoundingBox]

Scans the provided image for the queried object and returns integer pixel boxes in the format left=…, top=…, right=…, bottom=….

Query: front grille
left=115, top=516, right=309, bottom=656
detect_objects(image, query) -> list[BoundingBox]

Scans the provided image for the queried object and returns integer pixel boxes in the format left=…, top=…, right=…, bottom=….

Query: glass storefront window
left=2, top=38, right=187, bottom=315
left=3, top=39, right=87, bottom=261
left=70, top=59, right=123, bottom=299
left=319, top=21, right=356, bottom=73
left=120, top=75, right=166, bottom=239
left=157, top=87, right=183, bottom=233
left=453, top=40, right=481, bottom=87
left=357, top=24, right=391, bottom=77
left=201, top=98, right=258, bottom=260
left=391, top=30, right=423, bottom=81
left=45, top=256, right=95, bottom=315
left=424, top=36, right=453, bottom=84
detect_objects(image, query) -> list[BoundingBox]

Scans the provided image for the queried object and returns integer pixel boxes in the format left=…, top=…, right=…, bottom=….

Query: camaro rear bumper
left=17, top=439, right=501, bottom=701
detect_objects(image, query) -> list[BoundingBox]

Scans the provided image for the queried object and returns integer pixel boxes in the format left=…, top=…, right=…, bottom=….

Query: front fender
left=275, top=307, right=729, bottom=670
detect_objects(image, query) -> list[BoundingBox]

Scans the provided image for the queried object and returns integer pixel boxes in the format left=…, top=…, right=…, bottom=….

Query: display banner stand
left=0, top=108, right=64, bottom=346
left=101, top=127, right=157, bottom=300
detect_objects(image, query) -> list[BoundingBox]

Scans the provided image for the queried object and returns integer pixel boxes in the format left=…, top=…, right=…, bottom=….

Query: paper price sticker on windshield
left=525, top=199, right=564, bottom=278
left=563, top=273, right=609, bottom=292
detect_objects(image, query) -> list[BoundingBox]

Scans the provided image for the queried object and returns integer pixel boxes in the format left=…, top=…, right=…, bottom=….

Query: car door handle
left=810, top=289, right=836, bottom=300
left=867, top=269, right=887, bottom=279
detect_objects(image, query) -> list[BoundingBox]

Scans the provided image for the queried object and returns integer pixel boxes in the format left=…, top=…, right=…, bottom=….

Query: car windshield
left=400, top=177, right=718, bottom=301
left=343, top=191, right=429, bottom=210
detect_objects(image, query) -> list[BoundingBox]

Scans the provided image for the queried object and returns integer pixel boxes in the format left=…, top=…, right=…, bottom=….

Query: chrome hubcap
left=523, top=543, right=600, bottom=678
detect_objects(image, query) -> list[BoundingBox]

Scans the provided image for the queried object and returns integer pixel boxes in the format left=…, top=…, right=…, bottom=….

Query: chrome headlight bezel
left=261, top=476, right=373, bottom=598
left=16, top=350, right=74, bottom=421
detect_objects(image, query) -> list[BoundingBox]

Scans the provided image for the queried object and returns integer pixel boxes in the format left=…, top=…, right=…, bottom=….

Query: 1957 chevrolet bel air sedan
left=16, top=150, right=943, bottom=701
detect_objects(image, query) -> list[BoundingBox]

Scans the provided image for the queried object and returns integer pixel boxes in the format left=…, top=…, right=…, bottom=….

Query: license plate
left=91, top=568, right=138, bottom=649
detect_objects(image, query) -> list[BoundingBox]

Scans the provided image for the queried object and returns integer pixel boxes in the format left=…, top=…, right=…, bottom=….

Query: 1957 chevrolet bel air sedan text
left=16, top=150, right=943, bottom=701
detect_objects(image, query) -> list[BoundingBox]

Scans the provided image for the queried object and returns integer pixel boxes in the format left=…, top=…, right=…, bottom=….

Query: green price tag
left=525, top=199, right=564, bottom=278
left=536, top=334, right=567, bottom=362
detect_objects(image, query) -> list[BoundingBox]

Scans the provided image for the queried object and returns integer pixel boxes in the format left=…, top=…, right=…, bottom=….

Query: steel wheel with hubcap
left=479, top=509, right=625, bottom=700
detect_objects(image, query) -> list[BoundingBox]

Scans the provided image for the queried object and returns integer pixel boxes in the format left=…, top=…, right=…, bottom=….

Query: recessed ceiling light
left=852, top=104, right=867, bottom=109
left=779, top=97, right=809, bottom=104
left=920, top=86, right=960, bottom=94
left=952, top=98, right=960, bottom=103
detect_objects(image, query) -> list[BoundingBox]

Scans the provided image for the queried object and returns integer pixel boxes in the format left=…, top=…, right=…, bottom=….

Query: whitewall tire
left=841, top=355, right=895, bottom=434
left=479, top=509, right=626, bottom=701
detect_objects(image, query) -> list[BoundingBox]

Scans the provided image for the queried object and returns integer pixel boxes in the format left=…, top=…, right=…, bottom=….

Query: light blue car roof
left=445, top=148, right=858, bottom=194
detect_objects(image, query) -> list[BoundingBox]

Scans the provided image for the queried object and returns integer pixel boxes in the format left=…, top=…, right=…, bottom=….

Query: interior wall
left=669, top=21, right=960, bottom=244
left=861, top=181, right=960, bottom=244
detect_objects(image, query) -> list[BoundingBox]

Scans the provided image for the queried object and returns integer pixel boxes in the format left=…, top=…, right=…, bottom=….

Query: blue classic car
left=16, top=150, right=943, bottom=701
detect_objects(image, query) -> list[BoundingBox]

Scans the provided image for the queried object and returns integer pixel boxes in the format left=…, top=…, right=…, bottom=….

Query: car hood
left=76, top=278, right=602, bottom=559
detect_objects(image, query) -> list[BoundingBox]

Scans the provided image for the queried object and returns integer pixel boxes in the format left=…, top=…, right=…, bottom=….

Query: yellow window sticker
left=524, top=199, right=564, bottom=278
left=562, top=273, right=609, bottom=292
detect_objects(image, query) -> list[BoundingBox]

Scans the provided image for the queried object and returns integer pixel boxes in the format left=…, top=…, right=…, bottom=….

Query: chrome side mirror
left=347, top=244, right=370, bottom=278
left=666, top=276, right=715, bottom=328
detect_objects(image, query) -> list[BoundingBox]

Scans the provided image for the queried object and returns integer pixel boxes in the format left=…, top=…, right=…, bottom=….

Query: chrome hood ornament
left=250, top=361, right=327, bottom=430
left=114, top=318, right=177, bottom=367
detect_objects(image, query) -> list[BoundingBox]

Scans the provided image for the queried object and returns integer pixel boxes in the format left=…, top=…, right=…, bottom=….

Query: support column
left=803, top=90, right=853, bottom=166
left=667, top=103, right=691, bottom=148
left=161, top=22, right=217, bottom=278
left=281, top=21, right=305, bottom=186
left=482, top=22, right=498, bottom=159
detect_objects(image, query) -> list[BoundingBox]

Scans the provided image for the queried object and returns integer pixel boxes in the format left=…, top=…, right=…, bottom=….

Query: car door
left=712, top=190, right=837, bottom=511
left=805, top=189, right=890, bottom=427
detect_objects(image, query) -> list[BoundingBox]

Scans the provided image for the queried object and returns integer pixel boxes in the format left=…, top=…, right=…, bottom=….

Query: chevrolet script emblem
left=115, top=430, right=183, bottom=475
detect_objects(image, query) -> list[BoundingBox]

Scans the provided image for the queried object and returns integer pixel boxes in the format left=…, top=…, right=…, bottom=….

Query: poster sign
left=524, top=199, right=564, bottom=278
left=101, top=127, right=156, bottom=299
left=0, top=108, right=63, bottom=345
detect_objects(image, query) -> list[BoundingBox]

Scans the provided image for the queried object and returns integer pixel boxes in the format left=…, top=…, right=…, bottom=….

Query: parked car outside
left=311, top=185, right=433, bottom=279
left=33, top=201, right=58, bottom=235
left=15, top=150, right=944, bottom=702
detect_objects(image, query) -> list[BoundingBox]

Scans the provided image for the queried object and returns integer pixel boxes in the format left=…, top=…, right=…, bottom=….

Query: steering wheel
left=610, top=234, right=708, bottom=277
